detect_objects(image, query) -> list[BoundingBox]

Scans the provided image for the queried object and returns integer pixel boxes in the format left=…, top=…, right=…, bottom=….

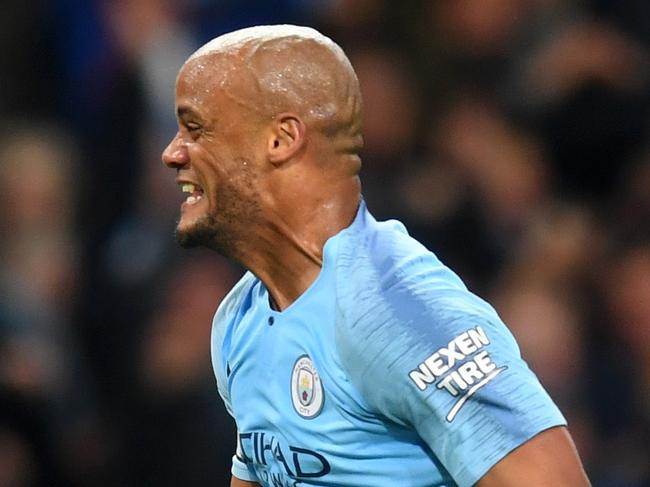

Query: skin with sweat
left=162, top=27, right=363, bottom=311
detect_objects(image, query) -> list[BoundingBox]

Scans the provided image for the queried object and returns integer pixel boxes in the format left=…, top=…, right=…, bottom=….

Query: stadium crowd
left=1, top=1, right=649, bottom=485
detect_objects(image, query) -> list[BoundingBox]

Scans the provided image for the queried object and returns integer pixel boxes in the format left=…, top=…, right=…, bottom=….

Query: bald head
left=165, top=26, right=364, bottom=283
left=186, top=25, right=341, bottom=64
left=182, top=25, right=363, bottom=146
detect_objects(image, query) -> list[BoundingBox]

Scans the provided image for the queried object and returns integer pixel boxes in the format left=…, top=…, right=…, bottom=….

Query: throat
left=246, top=234, right=325, bottom=312
left=264, top=262, right=323, bottom=312
left=237, top=197, right=358, bottom=311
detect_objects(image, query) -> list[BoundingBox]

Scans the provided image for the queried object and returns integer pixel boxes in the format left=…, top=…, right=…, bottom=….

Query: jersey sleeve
left=211, top=272, right=261, bottom=483
left=231, top=434, right=261, bottom=482
left=335, top=226, right=566, bottom=487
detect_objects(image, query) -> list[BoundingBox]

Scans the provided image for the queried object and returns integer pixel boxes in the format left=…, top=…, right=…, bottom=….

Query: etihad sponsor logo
left=238, top=432, right=331, bottom=486
left=408, top=326, right=507, bottom=422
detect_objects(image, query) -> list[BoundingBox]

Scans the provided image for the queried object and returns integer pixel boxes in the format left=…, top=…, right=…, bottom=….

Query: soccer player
left=162, top=25, right=590, bottom=487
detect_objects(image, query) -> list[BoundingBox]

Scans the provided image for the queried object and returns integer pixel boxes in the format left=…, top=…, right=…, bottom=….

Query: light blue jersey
left=211, top=201, right=565, bottom=487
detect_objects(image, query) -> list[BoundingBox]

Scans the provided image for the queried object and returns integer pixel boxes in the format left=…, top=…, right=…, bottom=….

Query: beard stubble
left=175, top=165, right=261, bottom=261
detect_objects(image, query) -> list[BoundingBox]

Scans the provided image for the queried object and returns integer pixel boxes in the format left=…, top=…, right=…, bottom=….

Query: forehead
left=175, top=51, right=261, bottom=114
left=177, top=51, right=270, bottom=128
left=176, top=54, right=230, bottom=101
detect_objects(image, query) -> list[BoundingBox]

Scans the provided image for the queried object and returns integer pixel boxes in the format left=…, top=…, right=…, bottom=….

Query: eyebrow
left=176, top=105, right=202, bottom=121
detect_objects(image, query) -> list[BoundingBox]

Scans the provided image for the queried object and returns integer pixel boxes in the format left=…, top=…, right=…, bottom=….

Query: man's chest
left=226, top=302, right=367, bottom=436
left=222, top=302, right=442, bottom=486
left=224, top=303, right=388, bottom=484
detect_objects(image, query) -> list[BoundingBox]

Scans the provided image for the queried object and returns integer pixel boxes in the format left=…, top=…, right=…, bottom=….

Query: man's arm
left=230, top=477, right=260, bottom=487
left=476, top=426, right=590, bottom=487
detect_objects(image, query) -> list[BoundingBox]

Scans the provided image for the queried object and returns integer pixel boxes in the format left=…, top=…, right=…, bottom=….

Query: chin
left=174, top=212, right=234, bottom=256
left=175, top=216, right=209, bottom=248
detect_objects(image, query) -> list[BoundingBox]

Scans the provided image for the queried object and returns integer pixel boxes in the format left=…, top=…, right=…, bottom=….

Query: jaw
left=173, top=166, right=263, bottom=257
left=175, top=210, right=214, bottom=249
left=176, top=197, right=210, bottom=237
left=174, top=195, right=240, bottom=255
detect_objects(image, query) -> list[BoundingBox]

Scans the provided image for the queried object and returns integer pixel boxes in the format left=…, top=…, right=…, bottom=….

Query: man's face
left=162, top=56, right=265, bottom=255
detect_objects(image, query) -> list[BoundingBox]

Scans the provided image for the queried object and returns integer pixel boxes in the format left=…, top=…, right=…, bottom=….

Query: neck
left=236, top=178, right=360, bottom=311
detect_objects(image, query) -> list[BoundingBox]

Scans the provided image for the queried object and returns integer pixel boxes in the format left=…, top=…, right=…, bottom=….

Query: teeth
left=181, top=183, right=195, bottom=194
left=185, top=194, right=203, bottom=205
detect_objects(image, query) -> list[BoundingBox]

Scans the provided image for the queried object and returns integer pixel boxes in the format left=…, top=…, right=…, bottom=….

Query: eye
left=184, top=122, right=203, bottom=139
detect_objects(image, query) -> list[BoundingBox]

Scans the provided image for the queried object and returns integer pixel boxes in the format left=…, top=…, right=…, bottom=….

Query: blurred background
left=1, top=0, right=649, bottom=485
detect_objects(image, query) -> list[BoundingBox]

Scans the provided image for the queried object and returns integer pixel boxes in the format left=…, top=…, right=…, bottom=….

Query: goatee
left=175, top=213, right=236, bottom=257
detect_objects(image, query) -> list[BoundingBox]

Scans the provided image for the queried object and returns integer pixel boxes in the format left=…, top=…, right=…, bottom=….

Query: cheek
left=189, top=137, right=261, bottom=198
left=188, top=143, right=224, bottom=178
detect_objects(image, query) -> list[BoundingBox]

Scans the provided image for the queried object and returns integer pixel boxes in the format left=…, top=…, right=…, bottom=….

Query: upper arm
left=476, top=426, right=590, bottom=487
left=336, top=243, right=569, bottom=485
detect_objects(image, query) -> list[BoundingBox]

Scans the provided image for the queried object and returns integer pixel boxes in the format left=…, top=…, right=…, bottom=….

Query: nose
left=162, top=132, right=189, bottom=169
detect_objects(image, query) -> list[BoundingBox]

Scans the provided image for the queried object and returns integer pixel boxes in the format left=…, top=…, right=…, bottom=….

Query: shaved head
left=182, top=25, right=363, bottom=145
left=164, top=25, right=364, bottom=270
left=186, top=25, right=341, bottom=64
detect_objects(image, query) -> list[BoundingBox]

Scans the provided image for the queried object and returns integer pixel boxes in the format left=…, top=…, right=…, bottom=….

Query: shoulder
left=333, top=210, right=491, bottom=341
left=330, top=210, right=566, bottom=486
left=336, top=209, right=468, bottom=296
left=210, top=271, right=258, bottom=417
left=211, top=271, right=258, bottom=362
left=213, top=271, right=258, bottom=327
left=332, top=210, right=516, bottom=407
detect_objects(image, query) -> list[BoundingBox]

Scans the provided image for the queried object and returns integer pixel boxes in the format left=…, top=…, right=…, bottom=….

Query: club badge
left=291, top=355, right=324, bottom=418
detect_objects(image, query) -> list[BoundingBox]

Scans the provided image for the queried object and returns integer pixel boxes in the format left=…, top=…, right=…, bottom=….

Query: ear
left=267, top=113, right=306, bottom=165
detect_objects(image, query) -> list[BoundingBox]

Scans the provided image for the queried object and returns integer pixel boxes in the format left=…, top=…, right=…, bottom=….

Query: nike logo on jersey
left=408, top=326, right=507, bottom=421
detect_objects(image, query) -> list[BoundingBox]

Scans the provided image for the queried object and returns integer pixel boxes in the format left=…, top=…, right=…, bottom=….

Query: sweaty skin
left=163, top=26, right=362, bottom=310
left=163, top=25, right=590, bottom=487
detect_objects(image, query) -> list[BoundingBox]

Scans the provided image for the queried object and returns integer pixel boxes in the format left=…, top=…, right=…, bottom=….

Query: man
left=162, top=25, right=590, bottom=487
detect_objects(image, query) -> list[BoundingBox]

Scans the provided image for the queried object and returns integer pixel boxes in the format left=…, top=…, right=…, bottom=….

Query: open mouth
left=180, top=182, right=205, bottom=206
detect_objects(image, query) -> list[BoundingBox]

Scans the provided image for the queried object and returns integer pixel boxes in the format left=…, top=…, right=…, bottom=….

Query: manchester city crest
left=291, top=355, right=324, bottom=418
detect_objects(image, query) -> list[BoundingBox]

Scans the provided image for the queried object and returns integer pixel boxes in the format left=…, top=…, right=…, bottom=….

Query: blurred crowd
left=1, top=1, right=649, bottom=486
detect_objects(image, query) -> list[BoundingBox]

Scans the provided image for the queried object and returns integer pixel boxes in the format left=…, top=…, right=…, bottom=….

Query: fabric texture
left=211, top=201, right=566, bottom=487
